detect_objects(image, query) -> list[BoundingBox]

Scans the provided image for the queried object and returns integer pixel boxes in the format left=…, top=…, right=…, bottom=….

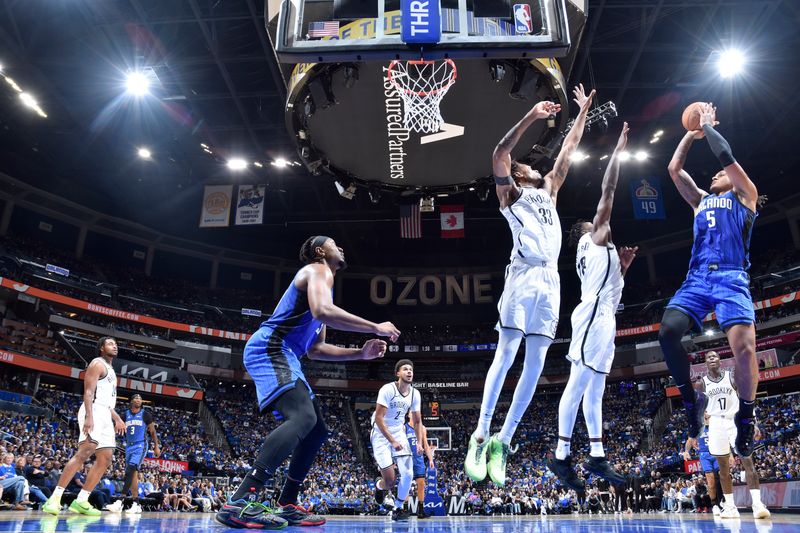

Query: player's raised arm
left=544, top=84, right=595, bottom=199
left=303, top=263, right=400, bottom=341
left=492, top=100, right=560, bottom=207
left=591, top=122, right=629, bottom=246
left=698, top=103, right=758, bottom=212
left=667, top=131, right=708, bottom=211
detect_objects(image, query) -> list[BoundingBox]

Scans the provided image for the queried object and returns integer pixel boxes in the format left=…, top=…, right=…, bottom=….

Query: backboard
left=273, top=0, right=574, bottom=62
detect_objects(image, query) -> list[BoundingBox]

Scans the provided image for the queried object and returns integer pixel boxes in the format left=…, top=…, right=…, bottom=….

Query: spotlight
left=649, top=138, right=659, bottom=144
left=200, top=143, right=209, bottom=149
left=137, top=147, right=152, bottom=159
left=570, top=151, right=589, bottom=163
left=271, top=158, right=288, bottom=168
left=19, top=92, right=37, bottom=109
left=368, top=185, right=381, bottom=204
left=618, top=151, right=631, bottom=162
left=419, top=196, right=435, bottom=212
left=227, top=158, right=248, bottom=170
left=126, top=71, right=150, bottom=96
left=599, top=154, right=609, bottom=161
left=335, top=180, right=356, bottom=200
left=704, top=328, right=715, bottom=336
left=653, top=130, right=664, bottom=137
left=634, top=150, right=648, bottom=162
left=253, top=161, right=263, bottom=168
left=5, top=76, right=22, bottom=92
left=717, top=49, right=745, bottom=78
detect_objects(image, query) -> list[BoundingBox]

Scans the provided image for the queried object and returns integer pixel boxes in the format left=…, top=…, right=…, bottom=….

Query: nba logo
left=513, top=4, right=532, bottom=34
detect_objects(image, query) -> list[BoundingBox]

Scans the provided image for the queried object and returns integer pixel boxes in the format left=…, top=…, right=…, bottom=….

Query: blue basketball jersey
left=259, top=277, right=328, bottom=358
left=689, top=191, right=757, bottom=271
left=124, top=409, right=148, bottom=446
left=698, top=430, right=710, bottom=454
left=405, top=422, right=418, bottom=449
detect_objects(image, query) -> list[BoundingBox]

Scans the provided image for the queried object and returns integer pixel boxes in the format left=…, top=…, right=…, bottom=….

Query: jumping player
left=216, top=236, right=400, bottom=529
left=695, top=351, right=770, bottom=519
left=42, top=337, right=126, bottom=516
left=659, top=103, right=760, bottom=458
left=405, top=414, right=434, bottom=519
left=111, top=393, right=160, bottom=514
left=371, top=360, right=423, bottom=522
left=549, top=123, right=636, bottom=491
left=466, top=84, right=595, bottom=486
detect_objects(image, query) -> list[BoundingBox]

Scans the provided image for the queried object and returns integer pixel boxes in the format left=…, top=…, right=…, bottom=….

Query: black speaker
left=473, top=0, right=510, bottom=18
left=333, top=0, right=379, bottom=20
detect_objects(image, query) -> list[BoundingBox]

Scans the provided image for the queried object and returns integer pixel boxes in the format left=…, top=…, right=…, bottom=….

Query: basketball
left=681, top=102, right=705, bottom=131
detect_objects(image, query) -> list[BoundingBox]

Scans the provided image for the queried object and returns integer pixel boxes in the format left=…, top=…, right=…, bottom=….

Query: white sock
left=590, top=441, right=605, bottom=457
left=555, top=440, right=570, bottom=460
left=77, top=490, right=91, bottom=503
left=477, top=330, right=523, bottom=440
left=750, top=489, right=762, bottom=505
left=498, top=336, right=550, bottom=444
left=724, top=493, right=734, bottom=506
left=52, top=486, right=65, bottom=503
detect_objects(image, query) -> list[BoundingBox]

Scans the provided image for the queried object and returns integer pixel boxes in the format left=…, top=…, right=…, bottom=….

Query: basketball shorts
left=699, top=452, right=719, bottom=473
left=567, top=298, right=616, bottom=374
left=77, top=404, right=116, bottom=450
left=412, top=453, right=427, bottom=479
left=666, top=268, right=754, bottom=331
left=496, top=262, right=560, bottom=339
left=126, top=442, right=147, bottom=468
left=707, top=415, right=737, bottom=456
left=370, top=426, right=411, bottom=470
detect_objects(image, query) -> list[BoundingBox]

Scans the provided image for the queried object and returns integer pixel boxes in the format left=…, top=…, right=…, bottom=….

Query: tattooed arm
left=667, top=131, right=708, bottom=211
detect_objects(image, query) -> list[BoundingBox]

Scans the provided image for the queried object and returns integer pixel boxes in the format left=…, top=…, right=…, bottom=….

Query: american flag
left=308, top=21, right=340, bottom=38
left=400, top=204, right=421, bottom=239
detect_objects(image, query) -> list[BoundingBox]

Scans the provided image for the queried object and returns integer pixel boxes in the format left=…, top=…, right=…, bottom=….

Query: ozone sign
left=370, top=274, right=493, bottom=306
left=401, top=0, right=442, bottom=44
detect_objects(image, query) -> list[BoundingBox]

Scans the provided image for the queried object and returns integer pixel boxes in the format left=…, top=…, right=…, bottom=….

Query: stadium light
left=126, top=71, right=150, bottom=96
left=634, top=150, right=649, bottom=162
left=599, top=154, right=609, bottom=161
left=704, top=328, right=716, bottom=336
left=19, top=92, right=37, bottom=109
left=253, top=161, right=263, bottom=168
left=718, top=49, right=745, bottom=78
left=569, top=151, right=589, bottom=163
left=137, top=147, right=152, bottom=160
left=618, top=151, right=631, bottom=162
left=227, top=158, right=248, bottom=171
left=271, top=158, right=288, bottom=168
left=4, top=76, right=21, bottom=92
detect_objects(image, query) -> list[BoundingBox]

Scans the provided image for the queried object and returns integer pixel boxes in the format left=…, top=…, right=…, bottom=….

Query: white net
left=387, top=59, right=457, bottom=134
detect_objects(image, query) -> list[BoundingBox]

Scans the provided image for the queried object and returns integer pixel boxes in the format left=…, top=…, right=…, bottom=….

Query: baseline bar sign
left=401, top=0, right=441, bottom=44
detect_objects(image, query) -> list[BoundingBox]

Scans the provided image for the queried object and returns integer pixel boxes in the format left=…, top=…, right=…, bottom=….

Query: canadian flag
left=440, top=205, right=465, bottom=238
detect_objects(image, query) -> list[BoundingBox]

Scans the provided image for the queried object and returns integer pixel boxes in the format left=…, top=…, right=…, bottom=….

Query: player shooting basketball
left=659, top=103, right=760, bottom=459
left=465, top=84, right=595, bottom=487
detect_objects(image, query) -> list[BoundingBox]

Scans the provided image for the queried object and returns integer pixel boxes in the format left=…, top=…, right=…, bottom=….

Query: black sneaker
left=548, top=456, right=585, bottom=493
left=734, top=411, right=756, bottom=457
left=392, top=508, right=411, bottom=521
left=417, top=506, right=432, bottom=519
left=584, top=455, right=626, bottom=486
left=684, top=391, right=708, bottom=439
left=215, top=501, right=287, bottom=530
left=275, top=504, right=326, bottom=526
left=374, top=477, right=387, bottom=505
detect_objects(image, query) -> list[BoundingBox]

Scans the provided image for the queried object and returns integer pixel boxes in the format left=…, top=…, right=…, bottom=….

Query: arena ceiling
left=0, top=0, right=798, bottom=269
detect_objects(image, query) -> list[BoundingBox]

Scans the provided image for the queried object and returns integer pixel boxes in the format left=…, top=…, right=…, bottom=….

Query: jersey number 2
left=717, top=397, right=726, bottom=410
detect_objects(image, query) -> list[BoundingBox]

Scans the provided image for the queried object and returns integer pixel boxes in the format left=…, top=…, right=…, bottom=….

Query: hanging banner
left=630, top=177, right=665, bottom=219
left=199, top=185, right=233, bottom=228
left=235, top=185, right=266, bottom=226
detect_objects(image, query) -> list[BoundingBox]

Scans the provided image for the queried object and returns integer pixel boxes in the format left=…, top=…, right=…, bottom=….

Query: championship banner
left=630, top=177, right=665, bottom=219
left=142, top=458, right=189, bottom=474
left=199, top=185, right=233, bottom=227
left=234, top=185, right=265, bottom=226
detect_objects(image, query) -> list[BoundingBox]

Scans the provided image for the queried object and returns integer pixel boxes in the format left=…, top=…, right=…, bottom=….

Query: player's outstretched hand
left=361, top=339, right=388, bottom=360
left=374, top=321, right=400, bottom=342
left=572, top=83, right=595, bottom=110
left=616, top=122, right=630, bottom=151
left=619, top=246, right=638, bottom=270
left=114, top=418, right=126, bottom=435
left=531, top=101, right=560, bottom=120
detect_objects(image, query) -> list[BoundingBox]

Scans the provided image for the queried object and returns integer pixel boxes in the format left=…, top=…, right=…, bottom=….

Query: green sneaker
left=42, top=497, right=62, bottom=516
left=68, top=500, right=102, bottom=517
left=464, top=432, right=491, bottom=481
left=486, top=434, right=517, bottom=487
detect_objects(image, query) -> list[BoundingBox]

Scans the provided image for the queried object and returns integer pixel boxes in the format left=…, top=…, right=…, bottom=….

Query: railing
left=198, top=400, right=231, bottom=454
left=344, top=399, right=370, bottom=466
left=644, top=398, right=674, bottom=451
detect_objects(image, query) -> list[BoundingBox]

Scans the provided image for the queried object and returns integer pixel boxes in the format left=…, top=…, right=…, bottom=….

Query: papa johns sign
left=370, top=274, right=493, bottom=306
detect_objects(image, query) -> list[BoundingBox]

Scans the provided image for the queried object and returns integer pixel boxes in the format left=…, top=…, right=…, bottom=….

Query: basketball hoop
left=387, top=59, right=457, bottom=134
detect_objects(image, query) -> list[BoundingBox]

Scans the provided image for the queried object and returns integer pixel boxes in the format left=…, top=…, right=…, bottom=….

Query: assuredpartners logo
left=382, top=67, right=409, bottom=181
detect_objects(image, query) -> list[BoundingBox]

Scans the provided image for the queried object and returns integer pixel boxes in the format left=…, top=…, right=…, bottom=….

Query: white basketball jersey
left=500, top=187, right=561, bottom=264
left=371, top=382, right=420, bottom=433
left=575, top=233, right=624, bottom=308
left=93, top=358, right=117, bottom=409
left=703, top=370, right=738, bottom=417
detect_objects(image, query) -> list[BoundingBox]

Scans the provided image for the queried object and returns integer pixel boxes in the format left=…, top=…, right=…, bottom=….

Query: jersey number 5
left=705, top=210, right=716, bottom=228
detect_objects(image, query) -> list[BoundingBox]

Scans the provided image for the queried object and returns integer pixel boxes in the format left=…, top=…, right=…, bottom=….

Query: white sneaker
left=752, top=502, right=771, bottom=519
left=712, top=505, right=721, bottom=516
left=105, top=500, right=123, bottom=513
left=720, top=503, right=740, bottom=519
left=125, top=501, right=143, bottom=514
